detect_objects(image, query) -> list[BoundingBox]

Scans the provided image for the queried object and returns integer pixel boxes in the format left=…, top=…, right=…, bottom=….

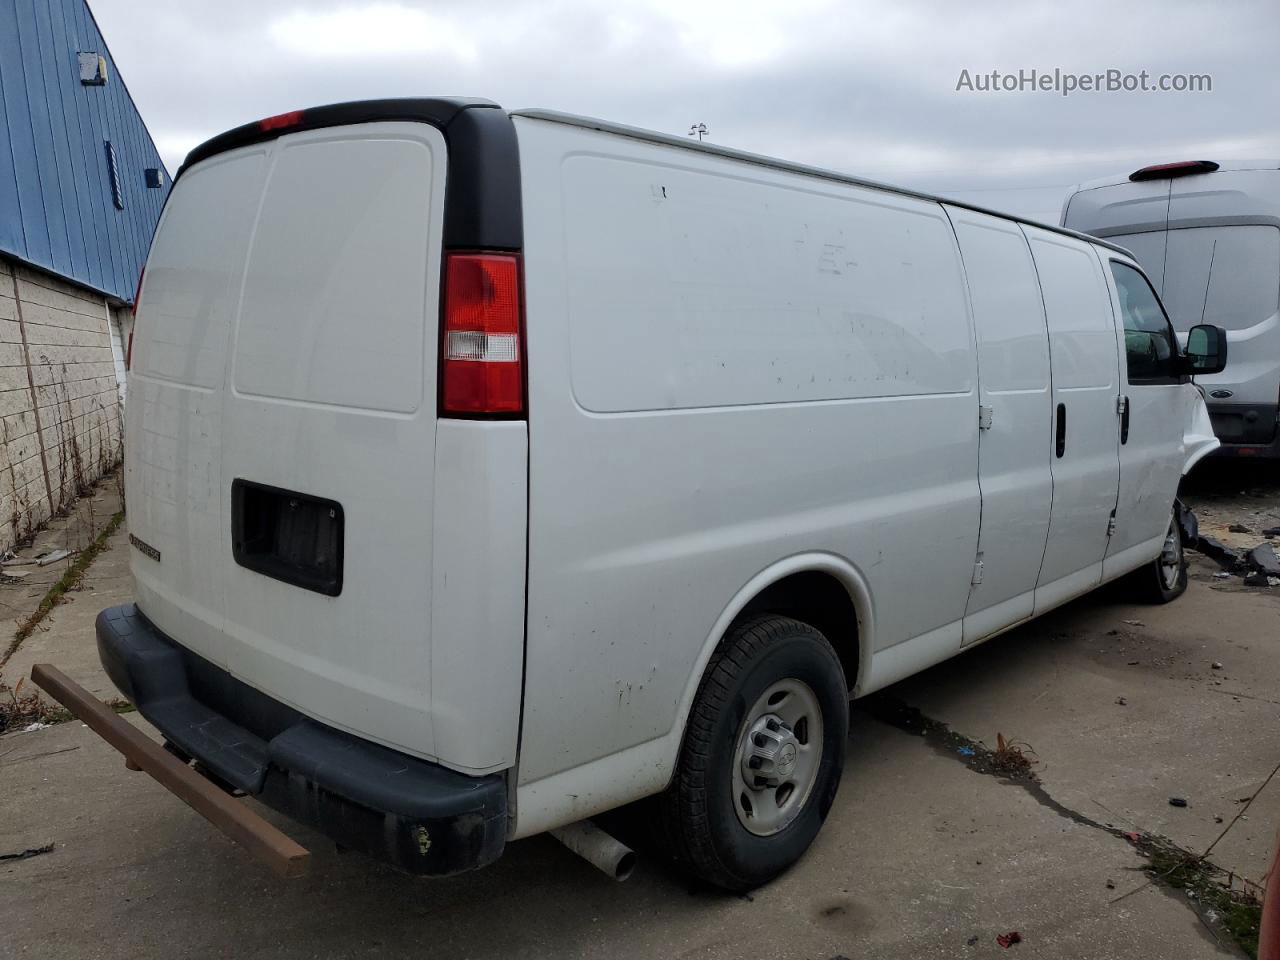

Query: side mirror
left=1185, top=324, right=1227, bottom=376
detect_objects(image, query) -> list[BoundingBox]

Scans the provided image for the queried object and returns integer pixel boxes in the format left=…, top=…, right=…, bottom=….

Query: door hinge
left=1106, top=512, right=1117, bottom=537
left=978, top=405, right=993, bottom=431
left=971, top=555, right=984, bottom=585
left=1116, top=395, right=1128, bottom=415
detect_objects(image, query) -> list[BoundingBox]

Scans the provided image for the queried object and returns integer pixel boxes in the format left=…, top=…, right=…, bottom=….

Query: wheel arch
left=668, top=554, right=873, bottom=768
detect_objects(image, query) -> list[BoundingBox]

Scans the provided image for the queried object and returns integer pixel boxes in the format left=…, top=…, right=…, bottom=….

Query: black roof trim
left=176, top=98, right=522, bottom=251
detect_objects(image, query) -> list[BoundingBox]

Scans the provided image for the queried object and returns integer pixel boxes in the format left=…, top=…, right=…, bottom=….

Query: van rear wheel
left=1126, top=504, right=1188, bottom=603
left=657, top=615, right=847, bottom=892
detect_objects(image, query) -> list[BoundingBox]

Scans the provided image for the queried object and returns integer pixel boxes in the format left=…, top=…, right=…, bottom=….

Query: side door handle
left=1119, top=395, right=1130, bottom=444
left=1055, top=403, right=1066, bottom=458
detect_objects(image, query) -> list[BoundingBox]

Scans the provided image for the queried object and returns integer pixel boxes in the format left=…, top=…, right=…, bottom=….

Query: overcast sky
left=91, top=0, right=1280, bottom=222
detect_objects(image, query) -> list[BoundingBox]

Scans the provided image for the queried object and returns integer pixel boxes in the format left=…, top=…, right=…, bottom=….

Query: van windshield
left=1113, top=224, right=1280, bottom=332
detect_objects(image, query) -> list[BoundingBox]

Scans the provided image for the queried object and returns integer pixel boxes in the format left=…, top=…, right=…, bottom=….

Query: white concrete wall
left=0, top=254, right=123, bottom=548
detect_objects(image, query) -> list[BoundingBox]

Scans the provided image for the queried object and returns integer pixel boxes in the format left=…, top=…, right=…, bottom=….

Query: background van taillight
left=440, top=253, right=524, bottom=416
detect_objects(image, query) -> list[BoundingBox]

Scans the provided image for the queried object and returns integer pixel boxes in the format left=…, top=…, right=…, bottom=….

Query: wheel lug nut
left=748, top=756, right=762, bottom=769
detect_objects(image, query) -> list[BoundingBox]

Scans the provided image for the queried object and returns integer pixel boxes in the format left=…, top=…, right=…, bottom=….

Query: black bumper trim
left=96, top=604, right=507, bottom=876
left=1207, top=400, right=1279, bottom=452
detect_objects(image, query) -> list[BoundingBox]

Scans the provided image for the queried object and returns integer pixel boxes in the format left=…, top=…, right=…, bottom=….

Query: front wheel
left=656, top=615, right=848, bottom=892
left=1126, top=503, right=1188, bottom=603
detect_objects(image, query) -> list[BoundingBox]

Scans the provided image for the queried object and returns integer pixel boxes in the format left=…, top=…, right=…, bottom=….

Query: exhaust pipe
left=550, top=820, right=636, bottom=881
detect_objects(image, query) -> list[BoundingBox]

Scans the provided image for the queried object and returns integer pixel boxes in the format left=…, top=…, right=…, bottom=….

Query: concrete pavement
left=0, top=471, right=1276, bottom=958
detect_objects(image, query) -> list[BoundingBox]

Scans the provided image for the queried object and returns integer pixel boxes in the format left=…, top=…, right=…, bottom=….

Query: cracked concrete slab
left=0, top=705, right=1237, bottom=959
left=0, top=465, right=1273, bottom=957
left=0, top=478, right=125, bottom=702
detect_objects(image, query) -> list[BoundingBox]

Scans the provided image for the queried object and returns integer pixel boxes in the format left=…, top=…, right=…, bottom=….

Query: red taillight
left=126, top=267, right=143, bottom=370
left=259, top=110, right=304, bottom=132
left=1129, top=160, right=1219, bottom=182
left=440, top=253, right=524, bottom=416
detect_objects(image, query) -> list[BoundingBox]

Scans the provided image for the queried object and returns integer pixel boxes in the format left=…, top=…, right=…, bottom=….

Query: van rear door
left=129, top=120, right=447, bottom=760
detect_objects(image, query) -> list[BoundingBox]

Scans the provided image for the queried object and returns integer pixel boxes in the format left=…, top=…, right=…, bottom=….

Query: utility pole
left=687, top=122, right=708, bottom=142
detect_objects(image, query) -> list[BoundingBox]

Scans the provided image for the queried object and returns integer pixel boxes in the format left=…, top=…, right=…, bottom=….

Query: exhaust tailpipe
left=550, top=820, right=636, bottom=881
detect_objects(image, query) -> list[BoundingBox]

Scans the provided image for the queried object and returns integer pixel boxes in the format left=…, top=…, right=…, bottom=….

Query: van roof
left=511, top=108, right=1133, bottom=256
left=179, top=98, right=1130, bottom=257
left=1068, top=159, right=1280, bottom=194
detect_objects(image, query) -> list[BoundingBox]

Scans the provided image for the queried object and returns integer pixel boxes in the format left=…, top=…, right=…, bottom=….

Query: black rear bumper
left=96, top=604, right=507, bottom=876
left=1208, top=401, right=1280, bottom=458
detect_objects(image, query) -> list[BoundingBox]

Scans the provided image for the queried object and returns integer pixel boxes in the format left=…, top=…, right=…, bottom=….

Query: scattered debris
left=1133, top=835, right=1263, bottom=957
left=1115, top=696, right=1127, bottom=706
left=1228, top=523, right=1252, bottom=534
left=1106, top=879, right=1116, bottom=889
left=1192, top=536, right=1245, bottom=572
left=1122, top=619, right=1145, bottom=627
left=1214, top=816, right=1224, bottom=824
left=34, top=548, right=72, bottom=567
left=0, top=842, right=54, bottom=862
left=0, top=680, right=72, bottom=733
left=956, top=745, right=976, bottom=757
left=966, top=935, right=979, bottom=947
left=992, top=733, right=1036, bottom=775
left=1213, top=571, right=1233, bottom=579
left=1212, top=661, right=1223, bottom=670
left=1177, top=502, right=1199, bottom=547
left=1246, top=543, right=1280, bottom=577
left=1262, top=526, right=1280, bottom=538
left=1127, top=660, right=1140, bottom=666
left=1169, top=797, right=1189, bottom=808
left=0, top=678, right=131, bottom=734
left=996, top=931, right=1023, bottom=948
left=1243, top=570, right=1271, bottom=587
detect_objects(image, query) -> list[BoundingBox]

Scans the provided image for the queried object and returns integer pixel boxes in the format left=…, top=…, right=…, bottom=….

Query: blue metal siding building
left=0, top=0, right=169, bottom=301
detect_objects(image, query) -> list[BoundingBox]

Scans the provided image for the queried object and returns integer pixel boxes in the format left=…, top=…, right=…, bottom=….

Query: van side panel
left=945, top=207, right=1053, bottom=643
left=514, top=117, right=979, bottom=819
left=1023, top=226, right=1121, bottom=612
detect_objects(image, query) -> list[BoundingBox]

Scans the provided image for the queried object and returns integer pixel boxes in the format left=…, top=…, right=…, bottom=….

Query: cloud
left=268, top=4, right=479, bottom=61
left=89, top=0, right=1280, bottom=219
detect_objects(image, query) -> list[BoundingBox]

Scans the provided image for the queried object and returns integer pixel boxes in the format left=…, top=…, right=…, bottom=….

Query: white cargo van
left=1063, top=160, right=1280, bottom=458
left=91, top=99, right=1227, bottom=891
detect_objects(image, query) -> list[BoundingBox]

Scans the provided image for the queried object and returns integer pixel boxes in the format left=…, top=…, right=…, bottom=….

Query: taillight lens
left=440, top=253, right=524, bottom=416
left=1129, top=160, right=1219, bottom=181
left=259, top=110, right=304, bottom=132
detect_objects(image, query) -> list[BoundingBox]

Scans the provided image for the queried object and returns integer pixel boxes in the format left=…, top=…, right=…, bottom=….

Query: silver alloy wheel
left=732, top=678, right=823, bottom=836
left=1158, top=509, right=1183, bottom=590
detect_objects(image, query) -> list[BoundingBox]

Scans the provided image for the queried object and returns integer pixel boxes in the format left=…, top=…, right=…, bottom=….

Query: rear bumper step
left=90, top=604, right=507, bottom=876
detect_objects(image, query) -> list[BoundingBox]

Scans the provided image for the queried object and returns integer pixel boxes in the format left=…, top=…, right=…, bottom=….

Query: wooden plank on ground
left=31, top=663, right=310, bottom=879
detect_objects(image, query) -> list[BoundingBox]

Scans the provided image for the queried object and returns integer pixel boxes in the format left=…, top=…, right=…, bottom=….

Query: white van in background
left=1063, top=160, right=1280, bottom=458
left=88, top=99, right=1226, bottom=892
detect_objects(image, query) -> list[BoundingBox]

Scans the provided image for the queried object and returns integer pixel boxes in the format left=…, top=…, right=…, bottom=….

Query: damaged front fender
left=1182, top=385, right=1220, bottom=475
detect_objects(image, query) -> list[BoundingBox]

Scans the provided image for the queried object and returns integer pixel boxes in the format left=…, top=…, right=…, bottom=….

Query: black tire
left=1125, top=503, right=1188, bottom=603
left=656, top=615, right=848, bottom=892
